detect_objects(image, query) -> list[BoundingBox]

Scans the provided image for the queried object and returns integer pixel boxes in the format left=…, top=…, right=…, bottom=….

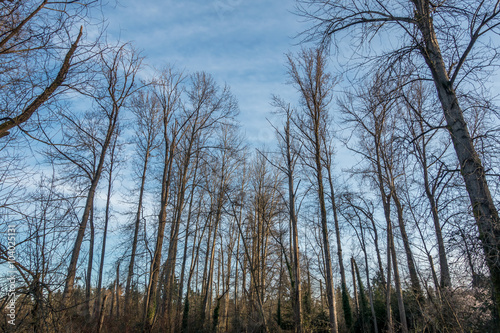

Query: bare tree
left=270, top=97, right=304, bottom=333
left=287, top=47, right=338, bottom=333
left=323, top=135, right=353, bottom=329
left=0, top=0, right=96, bottom=138
left=143, top=67, right=184, bottom=330
left=62, top=44, right=142, bottom=301
left=341, top=193, right=380, bottom=333
left=298, top=0, right=500, bottom=315
left=401, top=81, right=452, bottom=289
left=340, top=73, right=410, bottom=333
left=124, top=90, right=162, bottom=313
left=225, top=158, right=271, bottom=333
left=161, top=72, right=239, bottom=328
left=200, top=123, right=241, bottom=329
left=95, top=131, right=121, bottom=314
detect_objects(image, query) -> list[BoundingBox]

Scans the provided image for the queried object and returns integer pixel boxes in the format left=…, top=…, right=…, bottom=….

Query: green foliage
left=181, top=297, right=189, bottom=333
left=311, top=310, right=330, bottom=333
left=274, top=296, right=294, bottom=330
left=212, top=298, right=220, bottom=333
left=341, top=282, right=353, bottom=330
left=353, top=261, right=371, bottom=332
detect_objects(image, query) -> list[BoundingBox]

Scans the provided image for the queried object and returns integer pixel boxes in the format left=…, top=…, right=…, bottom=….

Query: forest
left=1, top=1, right=500, bottom=332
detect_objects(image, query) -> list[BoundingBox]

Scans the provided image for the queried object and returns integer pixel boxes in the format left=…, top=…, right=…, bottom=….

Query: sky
left=78, top=1, right=330, bottom=276
left=101, top=0, right=310, bottom=147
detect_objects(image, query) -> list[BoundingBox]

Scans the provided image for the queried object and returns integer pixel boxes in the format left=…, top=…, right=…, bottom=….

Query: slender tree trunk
left=385, top=226, right=393, bottom=333
left=162, top=139, right=195, bottom=322
left=428, top=255, right=441, bottom=298
left=202, top=203, right=222, bottom=323
left=370, top=215, right=386, bottom=287
left=182, top=196, right=205, bottom=332
left=176, top=165, right=199, bottom=331
left=85, top=206, right=95, bottom=317
left=287, top=48, right=338, bottom=333
left=110, top=280, right=115, bottom=317
left=233, top=175, right=246, bottom=330
left=64, top=166, right=108, bottom=301
left=231, top=195, right=270, bottom=333
left=352, top=258, right=371, bottom=331
left=426, top=181, right=451, bottom=289
left=285, top=118, right=303, bottom=333
left=372, top=119, right=407, bottom=332
left=387, top=210, right=408, bottom=333
left=97, top=294, right=108, bottom=333
left=420, top=142, right=451, bottom=288
left=326, top=164, right=352, bottom=329
left=378, top=179, right=407, bottom=333
left=144, top=140, right=175, bottom=329
left=96, top=138, right=117, bottom=314
left=351, top=258, right=358, bottom=316
left=115, top=263, right=120, bottom=319
left=143, top=68, right=183, bottom=330
left=125, top=148, right=150, bottom=312
left=63, top=46, right=137, bottom=302
left=391, top=189, right=422, bottom=296
left=358, top=218, right=379, bottom=333
left=316, top=155, right=338, bottom=333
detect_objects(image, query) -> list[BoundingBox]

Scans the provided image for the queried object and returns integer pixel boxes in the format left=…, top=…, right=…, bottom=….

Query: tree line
left=1, top=1, right=500, bottom=332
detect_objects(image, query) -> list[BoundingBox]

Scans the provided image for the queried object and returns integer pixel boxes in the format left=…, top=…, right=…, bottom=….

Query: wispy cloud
left=103, top=0, right=307, bottom=146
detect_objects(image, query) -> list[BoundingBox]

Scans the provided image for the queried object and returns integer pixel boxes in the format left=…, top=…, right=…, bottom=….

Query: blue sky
left=102, top=0, right=309, bottom=146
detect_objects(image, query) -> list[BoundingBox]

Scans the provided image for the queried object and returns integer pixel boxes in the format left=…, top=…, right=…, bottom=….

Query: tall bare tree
left=161, top=72, right=238, bottom=327
left=401, top=81, right=453, bottom=289
left=340, top=74, right=410, bottom=332
left=298, top=0, right=500, bottom=316
left=143, top=67, right=184, bottom=330
left=63, top=45, right=142, bottom=301
left=125, top=90, right=162, bottom=313
left=287, top=47, right=338, bottom=333
left=270, top=98, right=304, bottom=333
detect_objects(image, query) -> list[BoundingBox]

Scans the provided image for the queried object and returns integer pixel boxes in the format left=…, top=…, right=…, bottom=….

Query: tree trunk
left=326, top=163, right=352, bottom=329
left=351, top=258, right=358, bottom=316
left=357, top=217, right=379, bottom=333
left=96, top=138, right=117, bottom=314
left=182, top=196, right=205, bottom=332
left=162, top=138, right=195, bottom=321
left=64, top=168, right=107, bottom=301
left=316, top=151, right=338, bottom=333
left=391, top=189, right=422, bottom=296
left=62, top=46, right=135, bottom=301
left=414, top=119, right=452, bottom=289
left=85, top=206, right=95, bottom=317
left=125, top=148, right=150, bottom=312
left=176, top=162, right=199, bottom=331
left=202, top=202, right=223, bottom=323
left=387, top=210, right=408, bottom=333
left=285, top=116, right=303, bottom=333
left=97, top=294, right=108, bottom=333
left=424, top=169, right=451, bottom=289
left=415, top=2, right=500, bottom=316
left=143, top=139, right=175, bottom=329
left=231, top=193, right=270, bottom=333
left=385, top=226, right=393, bottom=333
left=115, top=263, right=120, bottom=319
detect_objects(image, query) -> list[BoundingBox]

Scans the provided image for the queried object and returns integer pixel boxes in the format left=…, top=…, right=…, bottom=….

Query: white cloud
left=100, top=0, right=306, bottom=146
